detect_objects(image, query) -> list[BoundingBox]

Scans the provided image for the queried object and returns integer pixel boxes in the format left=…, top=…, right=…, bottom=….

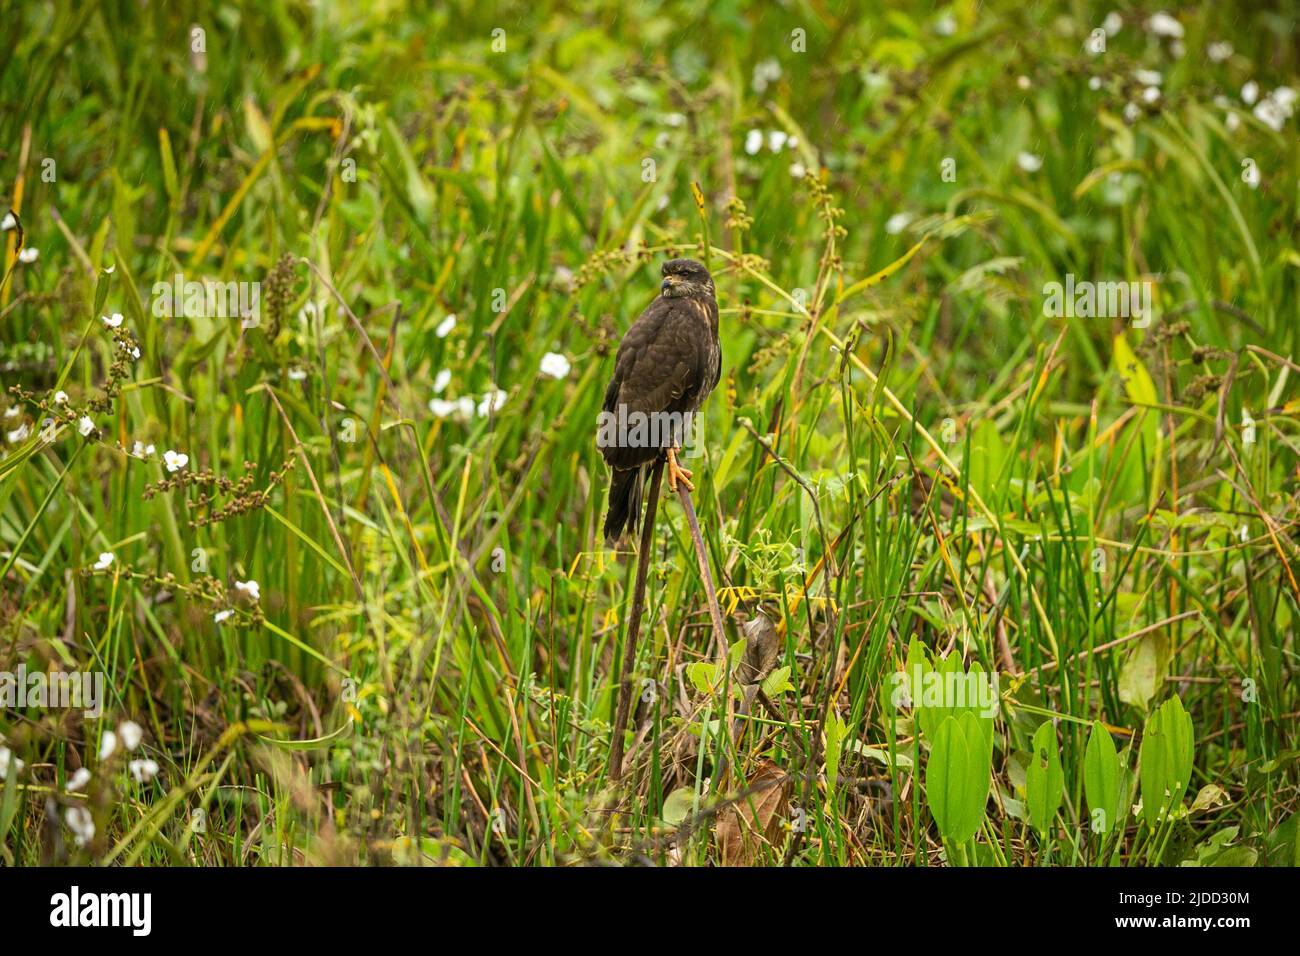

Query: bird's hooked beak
left=661, top=275, right=679, bottom=293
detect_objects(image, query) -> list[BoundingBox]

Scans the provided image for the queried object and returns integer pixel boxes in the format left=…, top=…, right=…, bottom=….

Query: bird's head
left=660, top=258, right=715, bottom=300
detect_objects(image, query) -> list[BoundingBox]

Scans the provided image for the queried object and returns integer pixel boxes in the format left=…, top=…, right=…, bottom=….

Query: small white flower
left=1225, top=111, right=1241, bottom=132
left=0, top=212, right=15, bottom=231
left=163, top=449, right=188, bottom=473
left=539, top=352, right=571, bottom=379
left=1017, top=151, right=1043, bottom=173
left=430, top=396, right=477, bottom=421
left=287, top=367, right=308, bottom=381
left=53, top=390, right=68, bottom=404
left=1134, top=69, right=1163, bottom=86
left=93, top=551, right=114, bottom=571
left=67, top=768, right=92, bottom=792
left=129, top=345, right=141, bottom=360
left=1241, top=81, right=1259, bottom=105
left=429, top=398, right=458, bottom=419
left=102, top=312, right=124, bottom=328
left=131, top=441, right=155, bottom=459
left=0, top=746, right=23, bottom=778
left=884, top=212, right=914, bottom=235
left=98, top=730, right=118, bottom=761
left=1273, top=87, right=1297, bottom=112
left=3, top=406, right=17, bottom=419
left=1207, top=41, right=1233, bottom=63
left=1170, top=40, right=1185, bottom=59
left=1242, top=161, right=1261, bottom=190
left=1124, top=102, right=1142, bottom=123
left=6, top=423, right=29, bottom=444
left=933, top=14, right=956, bottom=37
left=17, top=247, right=37, bottom=263
left=1142, top=86, right=1162, bottom=105
left=234, top=579, right=260, bottom=602
left=103, top=265, right=116, bottom=274
left=1088, top=76, right=1103, bottom=91
left=214, top=609, right=233, bottom=624
left=553, top=265, right=575, bottom=290
left=1102, top=11, right=1122, bottom=36
left=767, top=130, right=787, bottom=152
left=663, top=112, right=685, bottom=127
left=1145, top=11, right=1183, bottom=38
left=129, top=758, right=159, bottom=783
left=744, top=129, right=763, bottom=156
left=64, top=806, right=94, bottom=847
left=118, top=720, right=143, bottom=751
left=78, top=416, right=95, bottom=437
left=789, top=162, right=807, bottom=179
left=1086, top=31, right=1106, bottom=56
left=787, top=136, right=799, bottom=149
left=751, top=58, right=781, bottom=94
left=435, top=314, right=457, bottom=338
left=1254, top=97, right=1287, bottom=132
left=1016, top=75, right=1031, bottom=90
left=476, top=389, right=507, bottom=418
left=433, top=368, right=452, bottom=393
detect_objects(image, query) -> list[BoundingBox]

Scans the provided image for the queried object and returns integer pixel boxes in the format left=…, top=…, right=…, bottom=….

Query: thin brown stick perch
left=609, top=459, right=665, bottom=785
left=609, top=457, right=732, bottom=788
left=675, top=484, right=729, bottom=662
left=675, top=479, right=736, bottom=790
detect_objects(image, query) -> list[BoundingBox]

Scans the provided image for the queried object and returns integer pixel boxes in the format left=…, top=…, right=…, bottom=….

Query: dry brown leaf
left=715, top=759, right=791, bottom=866
left=738, top=613, right=780, bottom=685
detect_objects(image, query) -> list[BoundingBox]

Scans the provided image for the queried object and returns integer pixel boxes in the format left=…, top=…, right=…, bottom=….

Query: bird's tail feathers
left=603, top=465, right=644, bottom=545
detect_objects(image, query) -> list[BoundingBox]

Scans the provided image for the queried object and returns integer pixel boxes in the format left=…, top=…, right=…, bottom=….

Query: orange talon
left=666, top=446, right=695, bottom=494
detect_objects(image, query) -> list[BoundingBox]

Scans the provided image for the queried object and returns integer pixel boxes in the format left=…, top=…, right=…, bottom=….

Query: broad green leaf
left=1266, top=812, right=1300, bottom=867
left=687, top=661, right=720, bottom=695
left=954, top=710, right=992, bottom=840
left=823, top=712, right=849, bottom=792
left=855, top=745, right=913, bottom=770
left=761, top=666, right=795, bottom=698
left=1139, top=695, right=1195, bottom=827
left=1112, top=332, right=1157, bottom=408
left=1084, top=721, right=1121, bottom=834
left=1205, top=846, right=1258, bottom=866
left=662, top=787, right=696, bottom=826
left=926, top=713, right=987, bottom=845
left=1139, top=711, right=1168, bottom=827
left=1162, top=696, right=1195, bottom=808
left=1118, top=633, right=1169, bottom=711
left=728, top=638, right=747, bottom=672
left=1026, top=720, right=1064, bottom=835
left=926, top=715, right=969, bottom=842
left=1111, top=333, right=1162, bottom=503
left=967, top=418, right=1007, bottom=508
left=1189, top=784, right=1227, bottom=814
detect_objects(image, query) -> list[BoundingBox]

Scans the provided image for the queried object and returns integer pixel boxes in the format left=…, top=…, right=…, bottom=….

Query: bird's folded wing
left=600, top=302, right=707, bottom=467
left=605, top=301, right=706, bottom=418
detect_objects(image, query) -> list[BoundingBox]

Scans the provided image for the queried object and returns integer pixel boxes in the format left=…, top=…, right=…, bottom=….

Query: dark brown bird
left=598, top=258, right=721, bottom=543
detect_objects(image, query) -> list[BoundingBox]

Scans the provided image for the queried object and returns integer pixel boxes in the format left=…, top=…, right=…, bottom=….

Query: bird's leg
left=665, top=445, right=694, bottom=494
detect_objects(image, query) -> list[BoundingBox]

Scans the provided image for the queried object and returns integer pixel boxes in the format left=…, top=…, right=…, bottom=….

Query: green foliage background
left=0, top=0, right=1297, bottom=866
